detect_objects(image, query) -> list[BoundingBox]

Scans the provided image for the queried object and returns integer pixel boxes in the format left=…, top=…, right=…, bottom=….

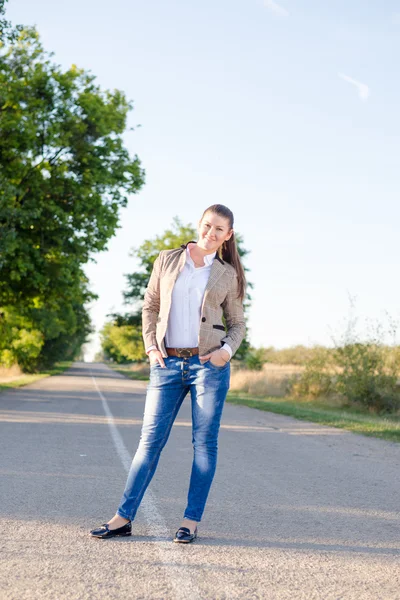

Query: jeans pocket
left=207, top=358, right=229, bottom=371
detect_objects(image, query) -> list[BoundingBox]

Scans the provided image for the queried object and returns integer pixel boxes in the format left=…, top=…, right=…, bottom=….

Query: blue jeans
left=116, top=354, right=230, bottom=523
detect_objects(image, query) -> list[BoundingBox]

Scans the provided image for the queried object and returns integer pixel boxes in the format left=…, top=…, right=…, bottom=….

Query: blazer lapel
left=201, top=259, right=226, bottom=313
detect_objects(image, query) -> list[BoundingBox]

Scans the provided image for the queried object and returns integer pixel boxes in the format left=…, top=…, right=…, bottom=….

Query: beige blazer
left=142, top=242, right=246, bottom=358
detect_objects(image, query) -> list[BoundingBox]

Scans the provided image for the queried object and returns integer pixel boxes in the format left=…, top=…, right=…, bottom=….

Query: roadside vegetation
left=0, top=361, right=73, bottom=392
left=231, top=309, right=400, bottom=442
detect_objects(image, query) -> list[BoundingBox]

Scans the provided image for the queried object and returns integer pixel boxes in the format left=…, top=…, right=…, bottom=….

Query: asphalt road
left=0, top=361, right=399, bottom=600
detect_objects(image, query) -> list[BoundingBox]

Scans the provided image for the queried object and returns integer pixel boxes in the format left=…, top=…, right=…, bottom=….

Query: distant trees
left=101, top=217, right=252, bottom=362
left=0, top=6, right=144, bottom=370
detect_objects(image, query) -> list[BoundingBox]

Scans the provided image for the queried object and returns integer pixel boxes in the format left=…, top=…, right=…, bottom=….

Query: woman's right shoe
left=89, top=520, right=132, bottom=539
left=173, top=526, right=198, bottom=543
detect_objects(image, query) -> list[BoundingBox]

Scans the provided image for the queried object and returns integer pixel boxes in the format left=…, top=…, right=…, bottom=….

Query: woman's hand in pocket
left=200, top=348, right=230, bottom=367
left=148, top=349, right=166, bottom=368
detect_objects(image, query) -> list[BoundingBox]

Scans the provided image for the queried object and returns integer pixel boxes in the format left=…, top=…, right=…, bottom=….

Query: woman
left=90, top=204, right=246, bottom=543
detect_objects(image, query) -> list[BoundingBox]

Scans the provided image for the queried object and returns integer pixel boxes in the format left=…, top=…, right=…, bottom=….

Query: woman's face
left=197, top=211, right=233, bottom=253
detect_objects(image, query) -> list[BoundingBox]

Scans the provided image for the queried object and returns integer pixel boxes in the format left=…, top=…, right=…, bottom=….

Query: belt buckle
left=176, top=348, right=192, bottom=358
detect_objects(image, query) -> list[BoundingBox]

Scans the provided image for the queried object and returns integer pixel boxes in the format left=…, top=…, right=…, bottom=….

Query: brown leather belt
left=166, top=347, right=199, bottom=357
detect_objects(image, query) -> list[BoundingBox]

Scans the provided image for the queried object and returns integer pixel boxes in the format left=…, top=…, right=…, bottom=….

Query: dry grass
left=0, top=362, right=73, bottom=391
left=230, top=362, right=304, bottom=397
left=0, top=364, right=23, bottom=383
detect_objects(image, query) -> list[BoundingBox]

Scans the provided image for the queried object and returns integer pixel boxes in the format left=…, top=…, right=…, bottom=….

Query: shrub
left=289, top=346, right=336, bottom=399
left=334, top=342, right=400, bottom=413
left=262, top=345, right=328, bottom=366
left=290, top=306, right=400, bottom=413
left=244, top=348, right=265, bottom=371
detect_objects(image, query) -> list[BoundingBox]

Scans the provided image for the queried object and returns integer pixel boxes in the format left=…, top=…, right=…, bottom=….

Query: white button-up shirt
left=147, top=244, right=232, bottom=357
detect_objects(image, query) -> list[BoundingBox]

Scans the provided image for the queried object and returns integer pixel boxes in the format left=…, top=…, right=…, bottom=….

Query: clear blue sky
left=6, top=0, right=400, bottom=359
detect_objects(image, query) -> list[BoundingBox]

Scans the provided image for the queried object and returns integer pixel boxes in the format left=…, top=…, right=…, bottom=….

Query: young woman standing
left=90, top=204, right=246, bottom=543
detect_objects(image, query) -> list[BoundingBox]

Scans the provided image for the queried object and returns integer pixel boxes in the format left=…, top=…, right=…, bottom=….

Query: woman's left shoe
left=173, top=526, right=198, bottom=543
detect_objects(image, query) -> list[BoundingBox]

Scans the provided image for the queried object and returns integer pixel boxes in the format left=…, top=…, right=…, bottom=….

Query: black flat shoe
left=173, top=526, right=198, bottom=543
left=89, top=520, right=132, bottom=539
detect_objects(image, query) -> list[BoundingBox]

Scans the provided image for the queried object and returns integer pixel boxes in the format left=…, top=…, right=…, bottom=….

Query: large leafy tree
left=0, top=8, right=145, bottom=369
left=102, top=217, right=252, bottom=362
left=0, top=27, right=144, bottom=304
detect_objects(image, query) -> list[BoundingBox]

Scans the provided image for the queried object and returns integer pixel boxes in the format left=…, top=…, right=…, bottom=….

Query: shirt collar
left=186, top=243, right=216, bottom=267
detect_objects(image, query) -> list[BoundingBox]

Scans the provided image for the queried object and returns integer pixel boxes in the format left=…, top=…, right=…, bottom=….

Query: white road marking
left=91, top=371, right=200, bottom=600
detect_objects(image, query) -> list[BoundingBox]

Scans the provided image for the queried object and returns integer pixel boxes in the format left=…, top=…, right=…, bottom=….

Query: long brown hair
left=200, top=204, right=246, bottom=302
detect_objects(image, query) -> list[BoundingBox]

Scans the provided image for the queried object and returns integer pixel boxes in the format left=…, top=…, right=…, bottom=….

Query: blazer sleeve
left=142, top=252, right=163, bottom=350
left=221, top=271, right=246, bottom=357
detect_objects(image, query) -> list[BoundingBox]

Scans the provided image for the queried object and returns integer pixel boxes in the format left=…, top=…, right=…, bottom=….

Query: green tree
left=100, top=320, right=145, bottom=363
left=0, top=15, right=145, bottom=369
left=0, top=26, right=144, bottom=305
left=102, top=217, right=252, bottom=362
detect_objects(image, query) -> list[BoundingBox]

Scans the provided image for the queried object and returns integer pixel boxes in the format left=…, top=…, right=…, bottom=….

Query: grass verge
left=0, top=361, right=73, bottom=392
left=112, top=368, right=149, bottom=381
left=227, top=393, right=400, bottom=443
